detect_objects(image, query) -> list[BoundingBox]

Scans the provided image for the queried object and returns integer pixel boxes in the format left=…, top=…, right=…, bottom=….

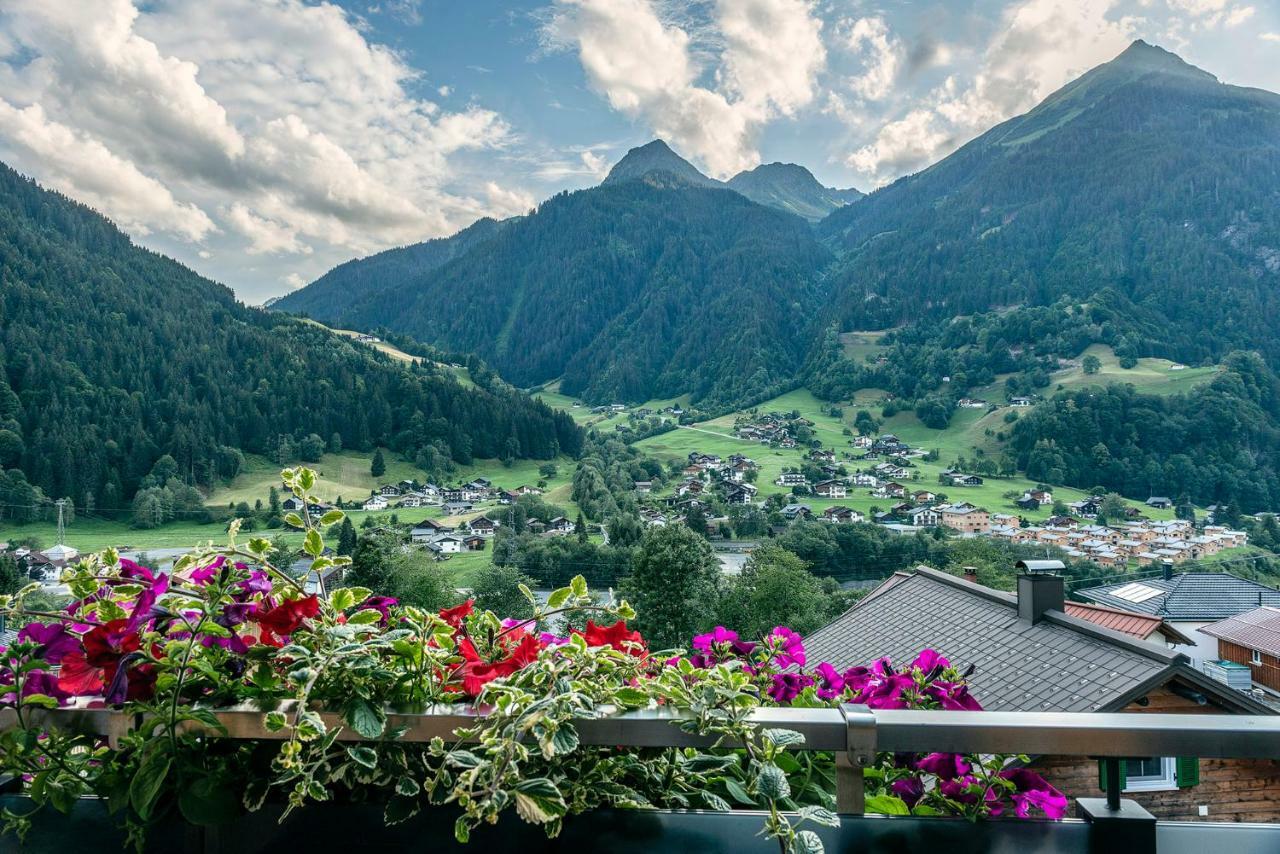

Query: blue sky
left=1, top=0, right=1277, bottom=302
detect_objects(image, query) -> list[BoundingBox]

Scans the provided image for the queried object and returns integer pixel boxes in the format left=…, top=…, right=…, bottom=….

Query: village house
left=813, top=479, right=848, bottom=499
left=912, top=490, right=937, bottom=504
left=633, top=480, right=653, bottom=494
left=956, top=397, right=988, bottom=409
left=1063, top=601, right=1198, bottom=650
left=425, top=534, right=466, bottom=555
left=546, top=516, right=575, bottom=535
left=780, top=504, right=812, bottom=522
left=463, top=535, right=487, bottom=552
left=1009, top=396, right=1034, bottom=407
left=442, top=500, right=473, bottom=515
left=378, top=484, right=401, bottom=497
left=1146, top=496, right=1174, bottom=509
left=1078, top=567, right=1280, bottom=664
left=907, top=506, right=941, bottom=527
left=774, top=472, right=808, bottom=488
left=410, top=519, right=454, bottom=543
left=465, top=516, right=497, bottom=537
left=821, top=506, right=865, bottom=524
left=804, top=564, right=1277, bottom=822
left=873, top=482, right=908, bottom=499
left=850, top=472, right=880, bottom=488
left=1200, top=606, right=1280, bottom=694
left=939, top=502, right=992, bottom=534
left=724, top=483, right=758, bottom=505
left=362, top=495, right=389, bottom=512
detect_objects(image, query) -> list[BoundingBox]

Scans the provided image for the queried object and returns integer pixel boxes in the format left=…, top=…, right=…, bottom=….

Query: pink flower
left=911, top=649, right=949, bottom=674
left=999, top=769, right=1068, bottom=819
left=917, top=752, right=972, bottom=781
left=767, top=672, right=813, bottom=703
left=767, top=626, right=806, bottom=668
left=889, top=776, right=925, bottom=807
left=814, top=662, right=845, bottom=700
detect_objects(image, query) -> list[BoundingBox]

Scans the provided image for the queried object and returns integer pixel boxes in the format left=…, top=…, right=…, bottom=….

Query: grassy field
left=839, top=330, right=889, bottom=363
left=635, top=387, right=1175, bottom=524
left=0, top=516, right=307, bottom=553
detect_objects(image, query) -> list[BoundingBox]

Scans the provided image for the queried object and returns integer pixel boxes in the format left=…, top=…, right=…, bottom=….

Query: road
left=676, top=425, right=748, bottom=442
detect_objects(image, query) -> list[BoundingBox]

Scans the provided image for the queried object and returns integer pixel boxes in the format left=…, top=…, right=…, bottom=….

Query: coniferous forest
left=0, top=163, right=580, bottom=519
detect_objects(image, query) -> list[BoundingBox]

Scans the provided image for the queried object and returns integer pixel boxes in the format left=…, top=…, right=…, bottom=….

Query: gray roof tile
left=1077, top=572, right=1280, bottom=621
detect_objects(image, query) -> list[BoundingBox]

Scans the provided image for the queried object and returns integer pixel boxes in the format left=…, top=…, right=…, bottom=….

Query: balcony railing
left=3, top=704, right=1280, bottom=853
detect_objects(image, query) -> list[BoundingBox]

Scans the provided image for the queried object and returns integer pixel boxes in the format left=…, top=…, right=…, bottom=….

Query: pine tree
left=337, top=517, right=357, bottom=555
left=574, top=511, right=588, bottom=543
left=370, top=449, right=386, bottom=478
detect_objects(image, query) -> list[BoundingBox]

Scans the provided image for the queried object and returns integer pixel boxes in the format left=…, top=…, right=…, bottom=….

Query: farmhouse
left=362, top=495, right=388, bottom=512
left=821, top=506, right=864, bottom=524
left=813, top=480, right=847, bottom=499
left=774, top=472, right=808, bottom=487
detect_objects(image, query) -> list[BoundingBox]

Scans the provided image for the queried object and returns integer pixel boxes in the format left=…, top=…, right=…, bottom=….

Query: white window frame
left=1252, top=649, right=1263, bottom=665
left=1123, top=757, right=1178, bottom=792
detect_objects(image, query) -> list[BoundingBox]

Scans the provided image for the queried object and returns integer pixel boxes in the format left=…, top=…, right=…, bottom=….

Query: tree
left=0, top=554, right=24, bottom=595
left=300, top=433, right=326, bottom=462
left=625, top=525, right=722, bottom=648
left=470, top=563, right=536, bottom=621
left=574, top=511, right=588, bottom=543
left=606, top=513, right=645, bottom=548
left=1082, top=354, right=1102, bottom=374
left=684, top=504, right=708, bottom=538
left=715, top=544, right=835, bottom=638
left=1098, top=493, right=1129, bottom=524
left=346, top=530, right=399, bottom=592
left=539, top=462, right=559, bottom=479
left=336, top=517, right=357, bottom=555
left=370, top=448, right=386, bottom=478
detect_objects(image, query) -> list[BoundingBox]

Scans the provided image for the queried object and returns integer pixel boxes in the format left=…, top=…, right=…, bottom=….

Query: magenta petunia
left=767, top=626, right=806, bottom=668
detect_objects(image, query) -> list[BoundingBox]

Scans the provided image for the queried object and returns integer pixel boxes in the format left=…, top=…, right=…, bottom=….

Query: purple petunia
left=17, top=623, right=79, bottom=665
left=767, top=626, right=806, bottom=668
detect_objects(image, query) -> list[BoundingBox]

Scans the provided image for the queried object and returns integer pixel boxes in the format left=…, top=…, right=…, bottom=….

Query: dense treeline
left=287, top=176, right=832, bottom=408
left=1009, top=353, right=1280, bottom=512
left=0, top=163, right=580, bottom=517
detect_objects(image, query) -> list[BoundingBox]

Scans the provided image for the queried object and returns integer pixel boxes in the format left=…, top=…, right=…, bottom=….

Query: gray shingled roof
left=1076, top=572, right=1280, bottom=621
left=1200, top=606, right=1280, bottom=657
left=803, top=568, right=1187, bottom=713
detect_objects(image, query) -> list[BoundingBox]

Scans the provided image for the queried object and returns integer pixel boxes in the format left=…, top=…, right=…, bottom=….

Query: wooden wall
left=1219, top=639, right=1280, bottom=693
left=1033, top=686, right=1280, bottom=822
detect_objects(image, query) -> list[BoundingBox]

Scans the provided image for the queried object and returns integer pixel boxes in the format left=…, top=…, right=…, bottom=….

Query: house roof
left=1200, top=606, right=1280, bottom=657
left=803, top=567, right=1269, bottom=714
left=1077, top=572, right=1280, bottom=621
left=1063, top=602, right=1196, bottom=645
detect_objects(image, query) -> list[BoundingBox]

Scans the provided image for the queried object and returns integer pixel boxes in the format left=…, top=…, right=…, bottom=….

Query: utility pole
left=55, top=498, right=67, bottom=545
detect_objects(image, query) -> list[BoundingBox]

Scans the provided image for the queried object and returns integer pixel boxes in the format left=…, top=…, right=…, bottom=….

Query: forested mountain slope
left=307, top=175, right=835, bottom=407
left=815, top=40, right=1280, bottom=369
left=0, top=163, right=579, bottom=516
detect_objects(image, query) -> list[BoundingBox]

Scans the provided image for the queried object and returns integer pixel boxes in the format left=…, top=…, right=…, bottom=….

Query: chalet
left=378, top=484, right=401, bottom=497
left=515, top=485, right=542, bottom=496
left=466, top=516, right=497, bottom=537
left=912, top=490, right=937, bottom=504
left=634, top=481, right=653, bottom=494
left=1200, top=606, right=1280, bottom=694
left=1063, top=601, right=1197, bottom=649
left=724, top=483, right=758, bottom=505
left=547, top=516, right=575, bottom=535
left=780, top=504, right=812, bottom=521
left=946, top=473, right=984, bottom=487
left=442, top=500, right=473, bottom=515
left=497, top=490, right=521, bottom=505
left=872, top=463, right=909, bottom=479
left=463, top=535, right=487, bottom=552
left=1009, top=396, right=1034, bottom=407
left=410, top=520, right=454, bottom=543
left=873, top=482, right=907, bottom=499
left=804, top=565, right=1275, bottom=823
left=40, top=544, right=79, bottom=569
left=1024, top=489, right=1054, bottom=506
left=907, top=506, right=941, bottom=527
left=1015, top=496, right=1041, bottom=511
left=676, top=479, right=705, bottom=497
left=362, top=495, right=389, bottom=512
left=809, top=449, right=836, bottom=464
left=527, top=520, right=547, bottom=535
left=1078, top=568, right=1280, bottom=664
left=425, top=535, right=465, bottom=555
left=688, top=452, right=721, bottom=467
left=1146, top=496, right=1174, bottom=509
left=280, top=496, right=330, bottom=515
left=1069, top=498, right=1102, bottom=518
left=774, top=472, right=808, bottom=488
left=871, top=434, right=910, bottom=454
left=398, top=479, right=417, bottom=492
left=939, top=503, right=991, bottom=534
left=821, top=506, right=864, bottom=524
left=813, top=480, right=848, bottom=499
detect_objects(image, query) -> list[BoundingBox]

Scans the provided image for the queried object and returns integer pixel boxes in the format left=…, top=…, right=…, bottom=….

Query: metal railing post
left=836, top=704, right=876, bottom=815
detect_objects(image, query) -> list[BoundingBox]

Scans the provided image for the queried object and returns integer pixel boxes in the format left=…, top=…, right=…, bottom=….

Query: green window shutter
left=1175, top=757, right=1199, bottom=788
left=1098, top=760, right=1128, bottom=791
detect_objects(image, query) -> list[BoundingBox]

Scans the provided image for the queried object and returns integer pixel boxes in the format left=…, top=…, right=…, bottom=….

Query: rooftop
left=1063, top=601, right=1196, bottom=645
left=1200, top=606, right=1280, bottom=657
left=1077, top=572, right=1280, bottom=621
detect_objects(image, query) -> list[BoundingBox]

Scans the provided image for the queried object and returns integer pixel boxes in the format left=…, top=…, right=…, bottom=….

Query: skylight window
left=1111, top=582, right=1164, bottom=603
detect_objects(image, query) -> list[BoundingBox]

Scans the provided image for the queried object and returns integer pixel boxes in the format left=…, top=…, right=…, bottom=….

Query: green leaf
left=513, top=777, right=562, bottom=798
left=724, top=778, right=756, bottom=806
left=763, top=728, right=806, bottom=750
left=284, top=512, right=305, bottom=529
left=546, top=586, right=572, bottom=609
left=797, top=805, right=839, bottom=828
left=395, top=777, right=421, bottom=797
left=20, top=694, right=58, bottom=709
left=304, top=529, right=323, bottom=557
left=791, top=830, right=825, bottom=854
left=344, top=697, right=386, bottom=739
left=518, top=583, right=536, bottom=605
left=685, top=754, right=738, bottom=773
left=330, top=588, right=356, bottom=612
left=756, top=763, right=790, bottom=801
left=320, top=510, right=345, bottom=526
left=347, top=745, right=378, bottom=769
left=701, top=791, right=732, bottom=812
left=129, top=749, right=172, bottom=820
left=613, top=686, right=649, bottom=707
left=548, top=725, right=579, bottom=757
left=569, top=574, right=588, bottom=597
left=179, top=777, right=241, bottom=826
left=386, top=795, right=420, bottom=826
left=865, top=794, right=910, bottom=815
left=243, top=778, right=270, bottom=812
left=347, top=608, right=382, bottom=625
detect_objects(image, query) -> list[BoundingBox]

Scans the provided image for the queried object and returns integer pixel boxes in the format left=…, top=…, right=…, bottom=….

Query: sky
left=0, top=0, right=1277, bottom=304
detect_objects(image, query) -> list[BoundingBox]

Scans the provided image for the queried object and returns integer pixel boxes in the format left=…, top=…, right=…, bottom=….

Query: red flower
left=56, top=652, right=104, bottom=696
left=439, top=600, right=474, bottom=629
left=254, top=595, right=320, bottom=642
left=57, top=619, right=149, bottom=701
left=577, top=620, right=646, bottom=655
left=457, top=631, right=541, bottom=697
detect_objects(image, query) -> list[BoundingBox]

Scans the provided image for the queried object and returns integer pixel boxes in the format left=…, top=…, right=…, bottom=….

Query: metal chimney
left=1015, top=560, right=1065, bottom=625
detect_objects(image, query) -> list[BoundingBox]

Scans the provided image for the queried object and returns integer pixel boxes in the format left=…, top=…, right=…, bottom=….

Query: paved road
left=676, top=425, right=747, bottom=442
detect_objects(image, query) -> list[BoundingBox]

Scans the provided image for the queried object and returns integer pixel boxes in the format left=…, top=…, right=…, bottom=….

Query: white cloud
left=0, top=98, right=215, bottom=240
left=544, top=0, right=825, bottom=178
left=846, top=0, right=1138, bottom=184
left=0, top=0, right=529, bottom=295
left=840, top=17, right=903, bottom=101
left=1262, top=32, right=1280, bottom=42
left=1166, top=0, right=1254, bottom=28
left=282, top=272, right=306, bottom=290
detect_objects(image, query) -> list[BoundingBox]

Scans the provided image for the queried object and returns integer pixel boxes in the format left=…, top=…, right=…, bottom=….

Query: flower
left=253, top=595, right=320, bottom=644
left=189, top=556, right=226, bottom=586
left=767, top=626, right=806, bottom=668
left=916, top=752, right=972, bottom=781
left=692, top=626, right=738, bottom=652
left=999, top=769, right=1068, bottom=819
left=911, top=649, right=949, bottom=675
left=17, top=623, right=78, bottom=664
left=458, top=632, right=542, bottom=697
left=57, top=619, right=147, bottom=700
left=889, top=776, right=925, bottom=808
left=766, top=672, right=813, bottom=703
left=439, top=600, right=474, bottom=629
left=577, top=620, right=645, bottom=654
left=362, top=596, right=398, bottom=625
left=925, top=680, right=983, bottom=711
left=814, top=662, right=845, bottom=700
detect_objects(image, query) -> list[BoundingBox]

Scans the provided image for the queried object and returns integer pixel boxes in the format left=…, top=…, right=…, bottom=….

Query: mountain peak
left=727, top=162, right=862, bottom=222
left=1106, top=39, right=1217, bottom=82
left=601, top=139, right=716, bottom=187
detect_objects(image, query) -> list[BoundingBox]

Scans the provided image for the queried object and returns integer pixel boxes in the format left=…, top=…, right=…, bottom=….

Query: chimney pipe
left=1162, top=559, right=1174, bottom=581
left=1015, top=560, right=1065, bottom=625
left=963, top=566, right=978, bottom=584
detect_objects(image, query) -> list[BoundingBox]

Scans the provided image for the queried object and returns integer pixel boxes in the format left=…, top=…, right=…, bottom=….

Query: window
left=1252, top=649, right=1263, bottom=666
left=1123, top=757, right=1177, bottom=792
